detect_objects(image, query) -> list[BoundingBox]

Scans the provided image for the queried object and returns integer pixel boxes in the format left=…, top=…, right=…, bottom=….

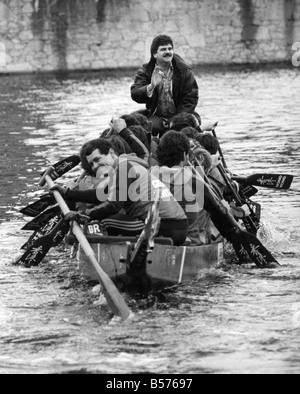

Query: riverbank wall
left=0, top=0, right=299, bottom=74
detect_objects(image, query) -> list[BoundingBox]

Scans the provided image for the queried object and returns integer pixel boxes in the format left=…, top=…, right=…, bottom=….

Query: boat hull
left=76, top=236, right=224, bottom=286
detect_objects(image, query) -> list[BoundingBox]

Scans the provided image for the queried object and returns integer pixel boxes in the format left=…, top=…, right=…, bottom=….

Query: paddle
left=20, top=155, right=81, bottom=217
left=21, top=205, right=60, bottom=231
left=239, top=184, right=259, bottom=199
left=20, top=213, right=62, bottom=250
left=211, top=126, right=228, bottom=169
left=218, top=164, right=260, bottom=236
left=21, top=171, right=86, bottom=254
left=189, top=159, right=279, bottom=268
left=14, top=217, right=69, bottom=267
left=40, top=155, right=81, bottom=181
left=147, top=121, right=153, bottom=167
left=208, top=126, right=261, bottom=233
left=129, top=186, right=161, bottom=268
left=20, top=194, right=56, bottom=217
left=211, top=126, right=293, bottom=190
left=39, top=166, right=131, bottom=321
left=232, top=173, right=294, bottom=190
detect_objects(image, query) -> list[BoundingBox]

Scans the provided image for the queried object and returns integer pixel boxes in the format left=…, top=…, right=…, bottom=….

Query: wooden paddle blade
left=233, top=174, right=294, bottom=190
left=40, top=155, right=80, bottom=181
left=20, top=156, right=80, bottom=217
left=239, top=184, right=259, bottom=198
left=21, top=214, right=62, bottom=250
left=71, top=223, right=132, bottom=321
left=99, top=271, right=133, bottom=320
left=232, top=230, right=280, bottom=268
left=15, top=219, right=69, bottom=267
left=20, top=194, right=55, bottom=217
left=21, top=206, right=60, bottom=231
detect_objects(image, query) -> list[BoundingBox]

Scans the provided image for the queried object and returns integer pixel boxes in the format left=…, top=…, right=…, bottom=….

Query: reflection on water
left=0, top=66, right=300, bottom=374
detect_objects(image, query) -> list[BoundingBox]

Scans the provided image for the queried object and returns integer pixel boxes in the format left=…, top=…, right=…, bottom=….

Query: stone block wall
left=0, top=0, right=299, bottom=74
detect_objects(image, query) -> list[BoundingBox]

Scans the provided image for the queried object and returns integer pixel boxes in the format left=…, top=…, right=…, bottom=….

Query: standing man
left=131, top=35, right=199, bottom=137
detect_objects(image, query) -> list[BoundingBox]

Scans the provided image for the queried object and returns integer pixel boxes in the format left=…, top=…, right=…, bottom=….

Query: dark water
left=0, top=66, right=300, bottom=374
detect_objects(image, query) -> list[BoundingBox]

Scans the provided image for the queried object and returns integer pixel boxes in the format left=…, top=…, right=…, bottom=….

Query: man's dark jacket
left=131, top=54, right=199, bottom=116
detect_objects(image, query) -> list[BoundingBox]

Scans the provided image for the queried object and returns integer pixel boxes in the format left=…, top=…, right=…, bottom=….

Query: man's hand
left=64, top=211, right=91, bottom=225
left=200, top=121, right=218, bottom=132
left=50, top=185, right=68, bottom=196
left=110, top=117, right=127, bottom=134
left=221, top=199, right=231, bottom=212
left=150, top=66, right=164, bottom=88
left=240, top=204, right=251, bottom=217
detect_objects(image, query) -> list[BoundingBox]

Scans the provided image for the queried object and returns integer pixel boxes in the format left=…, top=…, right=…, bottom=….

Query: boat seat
left=65, top=234, right=174, bottom=246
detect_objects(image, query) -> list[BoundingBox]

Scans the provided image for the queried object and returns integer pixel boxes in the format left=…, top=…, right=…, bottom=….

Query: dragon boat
left=66, top=221, right=224, bottom=287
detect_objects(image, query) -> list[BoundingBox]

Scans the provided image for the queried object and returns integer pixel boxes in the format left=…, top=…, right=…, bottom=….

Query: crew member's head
left=80, top=139, right=118, bottom=175
left=170, top=112, right=200, bottom=131
left=195, top=133, right=221, bottom=169
left=150, top=35, right=174, bottom=65
left=157, top=131, right=190, bottom=167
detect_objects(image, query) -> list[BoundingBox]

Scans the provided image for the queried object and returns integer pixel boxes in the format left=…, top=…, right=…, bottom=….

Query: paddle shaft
left=39, top=171, right=131, bottom=321
left=188, top=160, right=279, bottom=267
left=147, top=121, right=153, bottom=167
left=211, top=128, right=293, bottom=191
left=217, top=165, right=259, bottom=235
left=209, top=128, right=260, bottom=232
left=211, top=127, right=228, bottom=169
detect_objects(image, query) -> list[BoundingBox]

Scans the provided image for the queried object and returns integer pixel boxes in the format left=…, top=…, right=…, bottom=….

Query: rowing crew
left=51, top=111, right=251, bottom=251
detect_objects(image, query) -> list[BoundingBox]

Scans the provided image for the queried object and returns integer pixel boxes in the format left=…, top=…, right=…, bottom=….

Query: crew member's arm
left=111, top=118, right=149, bottom=161
left=51, top=183, right=125, bottom=223
left=131, top=64, right=163, bottom=103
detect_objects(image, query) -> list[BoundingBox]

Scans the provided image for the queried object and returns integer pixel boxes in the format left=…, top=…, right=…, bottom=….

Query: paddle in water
left=20, top=155, right=80, bottom=217
left=38, top=166, right=132, bottom=321
left=20, top=213, right=62, bottom=251
left=209, top=125, right=261, bottom=234
left=21, top=205, right=60, bottom=231
left=189, top=158, right=279, bottom=268
left=218, top=165, right=260, bottom=236
left=14, top=218, right=69, bottom=267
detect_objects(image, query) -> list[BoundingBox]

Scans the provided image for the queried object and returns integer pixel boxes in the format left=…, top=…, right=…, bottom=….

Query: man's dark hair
left=195, top=132, right=220, bottom=155
left=108, top=135, right=131, bottom=156
left=120, top=114, right=140, bottom=128
left=157, top=131, right=190, bottom=167
left=180, top=127, right=199, bottom=140
left=130, top=111, right=151, bottom=132
left=151, top=34, right=174, bottom=57
left=170, top=112, right=199, bottom=131
left=80, top=138, right=114, bottom=174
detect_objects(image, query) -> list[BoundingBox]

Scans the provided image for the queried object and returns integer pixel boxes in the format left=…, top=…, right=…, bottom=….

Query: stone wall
left=0, top=0, right=299, bottom=74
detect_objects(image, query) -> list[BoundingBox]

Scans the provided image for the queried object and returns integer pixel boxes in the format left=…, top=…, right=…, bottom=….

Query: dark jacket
left=131, top=54, right=199, bottom=116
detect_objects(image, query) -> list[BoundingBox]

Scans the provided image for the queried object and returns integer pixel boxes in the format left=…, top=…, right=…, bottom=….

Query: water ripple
left=0, top=66, right=299, bottom=374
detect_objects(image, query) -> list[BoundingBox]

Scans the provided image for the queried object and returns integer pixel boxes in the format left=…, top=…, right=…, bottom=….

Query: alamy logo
left=0, top=41, right=6, bottom=67
left=292, top=42, right=300, bottom=67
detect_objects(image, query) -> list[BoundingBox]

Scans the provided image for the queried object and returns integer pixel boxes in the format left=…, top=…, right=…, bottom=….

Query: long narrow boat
left=66, top=221, right=224, bottom=287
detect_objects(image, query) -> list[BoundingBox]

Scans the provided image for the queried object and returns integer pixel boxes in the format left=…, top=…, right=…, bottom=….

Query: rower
left=153, top=131, right=206, bottom=245
left=51, top=138, right=189, bottom=246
